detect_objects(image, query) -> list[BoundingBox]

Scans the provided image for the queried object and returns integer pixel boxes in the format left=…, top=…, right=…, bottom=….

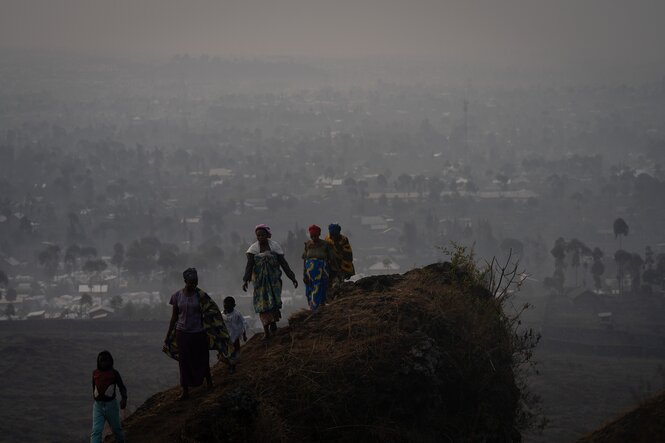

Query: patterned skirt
left=305, top=258, right=329, bottom=311
left=252, top=254, right=283, bottom=324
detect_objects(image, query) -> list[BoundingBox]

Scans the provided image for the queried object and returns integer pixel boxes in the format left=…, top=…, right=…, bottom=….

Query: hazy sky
left=1, top=0, right=664, bottom=65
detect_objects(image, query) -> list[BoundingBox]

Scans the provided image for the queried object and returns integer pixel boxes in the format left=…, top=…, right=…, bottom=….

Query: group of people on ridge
left=242, top=223, right=355, bottom=337
left=91, top=223, right=354, bottom=442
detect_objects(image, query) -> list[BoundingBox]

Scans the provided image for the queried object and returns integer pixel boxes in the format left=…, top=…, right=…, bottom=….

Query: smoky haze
left=1, top=0, right=665, bottom=65
left=3, top=1, right=665, bottom=443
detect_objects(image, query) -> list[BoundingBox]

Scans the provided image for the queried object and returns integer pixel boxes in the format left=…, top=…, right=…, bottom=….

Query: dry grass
left=120, top=263, right=525, bottom=442
left=578, top=389, right=665, bottom=443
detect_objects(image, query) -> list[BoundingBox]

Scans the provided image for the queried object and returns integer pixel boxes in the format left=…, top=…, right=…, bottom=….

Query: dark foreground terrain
left=0, top=320, right=178, bottom=442
left=526, top=349, right=665, bottom=443
left=0, top=312, right=664, bottom=441
left=117, top=264, right=524, bottom=442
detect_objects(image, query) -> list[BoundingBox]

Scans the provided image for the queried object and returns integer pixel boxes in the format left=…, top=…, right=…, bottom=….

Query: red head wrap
left=308, top=224, right=321, bottom=236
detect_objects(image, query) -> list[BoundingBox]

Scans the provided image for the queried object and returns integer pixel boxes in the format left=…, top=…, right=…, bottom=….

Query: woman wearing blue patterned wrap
left=242, top=224, right=298, bottom=340
left=302, top=224, right=337, bottom=311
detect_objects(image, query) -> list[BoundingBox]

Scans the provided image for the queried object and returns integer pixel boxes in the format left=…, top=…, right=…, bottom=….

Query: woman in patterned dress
left=242, top=224, right=298, bottom=339
left=302, top=224, right=337, bottom=311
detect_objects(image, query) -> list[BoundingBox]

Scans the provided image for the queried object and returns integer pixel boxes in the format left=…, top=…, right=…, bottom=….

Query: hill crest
left=117, top=262, right=534, bottom=442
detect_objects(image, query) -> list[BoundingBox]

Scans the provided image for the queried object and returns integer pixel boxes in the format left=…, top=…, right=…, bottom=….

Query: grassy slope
left=120, top=264, right=523, bottom=443
left=577, top=389, right=665, bottom=443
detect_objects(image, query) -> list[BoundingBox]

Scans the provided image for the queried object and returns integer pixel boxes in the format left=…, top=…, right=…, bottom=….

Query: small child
left=222, top=296, right=249, bottom=372
left=91, top=350, right=127, bottom=443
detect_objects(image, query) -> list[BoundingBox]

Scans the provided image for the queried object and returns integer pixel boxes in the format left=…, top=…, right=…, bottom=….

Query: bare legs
left=263, top=321, right=278, bottom=340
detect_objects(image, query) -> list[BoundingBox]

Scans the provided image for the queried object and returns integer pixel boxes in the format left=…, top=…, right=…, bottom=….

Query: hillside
left=578, top=390, right=665, bottom=443
left=117, top=262, right=531, bottom=442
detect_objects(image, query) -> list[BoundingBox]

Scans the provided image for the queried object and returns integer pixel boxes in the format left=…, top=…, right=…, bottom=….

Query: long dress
left=302, top=240, right=335, bottom=311
left=244, top=239, right=293, bottom=326
left=162, top=288, right=230, bottom=386
left=251, top=251, right=284, bottom=325
left=325, top=233, right=355, bottom=283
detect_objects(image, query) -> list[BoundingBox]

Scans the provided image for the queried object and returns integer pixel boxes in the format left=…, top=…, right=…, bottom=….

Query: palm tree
left=591, top=259, right=605, bottom=292
left=614, top=249, right=631, bottom=296
left=628, top=253, right=644, bottom=294
left=566, top=239, right=591, bottom=287
left=613, top=218, right=629, bottom=249
left=80, top=293, right=93, bottom=318
left=645, top=246, right=654, bottom=270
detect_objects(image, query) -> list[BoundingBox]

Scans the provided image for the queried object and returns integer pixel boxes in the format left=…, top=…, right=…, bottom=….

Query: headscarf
left=308, top=224, right=321, bottom=236
left=183, top=267, right=198, bottom=282
left=328, top=223, right=341, bottom=236
left=255, top=224, right=272, bottom=238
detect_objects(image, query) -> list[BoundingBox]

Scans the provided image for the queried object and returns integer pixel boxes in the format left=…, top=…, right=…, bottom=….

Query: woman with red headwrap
left=243, top=224, right=298, bottom=339
left=302, top=224, right=337, bottom=311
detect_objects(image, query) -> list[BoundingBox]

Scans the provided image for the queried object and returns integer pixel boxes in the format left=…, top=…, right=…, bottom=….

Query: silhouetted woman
left=164, top=268, right=229, bottom=400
